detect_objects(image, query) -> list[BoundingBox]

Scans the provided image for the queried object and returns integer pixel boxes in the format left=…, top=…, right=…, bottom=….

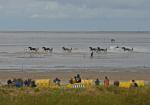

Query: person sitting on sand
left=7, top=79, right=12, bottom=85
left=104, top=76, right=109, bottom=87
left=24, top=80, right=28, bottom=87
left=131, top=80, right=138, bottom=88
left=114, top=81, right=119, bottom=87
left=69, top=78, right=74, bottom=84
left=53, top=77, right=61, bottom=86
left=95, top=78, right=100, bottom=86
left=31, top=80, right=36, bottom=88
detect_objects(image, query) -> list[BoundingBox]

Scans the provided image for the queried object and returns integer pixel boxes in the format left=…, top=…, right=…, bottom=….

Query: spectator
left=114, top=81, right=120, bottom=87
left=69, top=78, right=74, bottom=84
left=53, top=77, right=61, bottom=86
left=7, top=79, right=12, bottom=85
left=131, top=80, right=138, bottom=88
left=95, top=78, right=100, bottom=86
left=104, top=76, right=109, bottom=87
left=76, top=74, right=81, bottom=83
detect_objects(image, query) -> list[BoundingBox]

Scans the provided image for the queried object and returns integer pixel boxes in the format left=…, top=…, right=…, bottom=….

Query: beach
left=0, top=68, right=150, bottom=84
left=0, top=32, right=150, bottom=84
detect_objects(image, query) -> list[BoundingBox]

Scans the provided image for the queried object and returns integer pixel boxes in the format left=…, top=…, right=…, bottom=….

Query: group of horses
left=26, top=46, right=133, bottom=55
left=27, top=46, right=72, bottom=53
left=89, top=47, right=107, bottom=53
left=27, top=47, right=53, bottom=53
left=89, top=46, right=134, bottom=53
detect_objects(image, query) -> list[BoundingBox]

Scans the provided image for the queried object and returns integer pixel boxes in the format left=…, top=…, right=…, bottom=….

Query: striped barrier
left=66, top=83, right=85, bottom=89
left=73, top=83, right=85, bottom=88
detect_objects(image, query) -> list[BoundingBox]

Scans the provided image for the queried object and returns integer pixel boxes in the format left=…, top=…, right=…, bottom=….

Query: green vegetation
left=0, top=86, right=150, bottom=105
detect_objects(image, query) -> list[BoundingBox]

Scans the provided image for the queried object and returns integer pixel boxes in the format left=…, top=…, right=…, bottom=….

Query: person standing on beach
left=104, top=76, right=109, bottom=87
left=91, top=51, right=93, bottom=57
left=95, top=78, right=100, bottom=86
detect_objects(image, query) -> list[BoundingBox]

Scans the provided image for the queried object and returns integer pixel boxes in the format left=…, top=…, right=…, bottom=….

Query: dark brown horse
left=122, top=47, right=133, bottom=51
left=89, top=47, right=97, bottom=51
left=62, top=47, right=72, bottom=52
left=42, top=47, right=53, bottom=52
left=28, top=47, right=39, bottom=52
left=97, top=47, right=107, bottom=52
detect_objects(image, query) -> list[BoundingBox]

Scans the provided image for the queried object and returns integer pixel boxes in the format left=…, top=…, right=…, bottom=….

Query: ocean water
left=0, top=31, right=150, bottom=71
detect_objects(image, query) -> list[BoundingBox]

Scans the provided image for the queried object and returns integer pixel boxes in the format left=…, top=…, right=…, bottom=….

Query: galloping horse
left=97, top=47, right=107, bottom=52
left=62, top=47, right=72, bottom=52
left=42, top=47, right=53, bottom=52
left=122, top=47, right=133, bottom=52
left=89, top=47, right=97, bottom=52
left=28, top=47, right=39, bottom=52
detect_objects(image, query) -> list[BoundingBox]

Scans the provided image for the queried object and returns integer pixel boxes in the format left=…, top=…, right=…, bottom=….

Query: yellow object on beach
left=35, top=79, right=51, bottom=88
left=130, top=80, right=145, bottom=87
left=66, top=84, right=73, bottom=88
left=35, top=79, right=60, bottom=88
left=81, top=80, right=94, bottom=87
left=119, top=80, right=145, bottom=88
left=119, top=81, right=131, bottom=88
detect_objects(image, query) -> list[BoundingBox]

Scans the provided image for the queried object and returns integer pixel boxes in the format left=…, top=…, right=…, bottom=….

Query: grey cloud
left=0, top=0, right=150, bottom=19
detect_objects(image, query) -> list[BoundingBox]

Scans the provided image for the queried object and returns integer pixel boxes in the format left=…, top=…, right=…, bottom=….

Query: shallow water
left=0, top=31, right=150, bottom=71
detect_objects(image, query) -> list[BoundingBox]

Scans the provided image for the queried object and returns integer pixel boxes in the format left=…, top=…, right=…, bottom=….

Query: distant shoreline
left=0, top=31, right=150, bottom=33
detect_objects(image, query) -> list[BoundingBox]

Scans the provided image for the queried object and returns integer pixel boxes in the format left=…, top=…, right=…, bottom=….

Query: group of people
left=7, top=78, right=36, bottom=88
left=69, top=74, right=82, bottom=84
left=95, top=77, right=138, bottom=88
left=6, top=75, right=138, bottom=88
left=95, top=76, right=110, bottom=87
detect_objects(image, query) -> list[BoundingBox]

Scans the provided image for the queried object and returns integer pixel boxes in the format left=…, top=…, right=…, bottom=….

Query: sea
left=0, top=31, right=150, bottom=71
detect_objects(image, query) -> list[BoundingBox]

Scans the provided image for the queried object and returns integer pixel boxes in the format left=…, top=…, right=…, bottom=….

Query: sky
left=0, top=0, right=150, bottom=31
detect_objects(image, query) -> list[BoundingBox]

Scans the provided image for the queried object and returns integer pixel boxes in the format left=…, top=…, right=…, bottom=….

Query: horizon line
left=0, top=30, right=150, bottom=33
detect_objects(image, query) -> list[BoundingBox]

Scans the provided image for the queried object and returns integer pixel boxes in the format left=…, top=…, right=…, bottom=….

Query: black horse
left=28, top=47, right=39, bottom=52
left=62, top=47, right=72, bottom=52
left=89, top=47, right=97, bottom=51
left=42, top=47, right=53, bottom=52
left=122, top=47, right=133, bottom=52
left=97, top=47, right=107, bottom=52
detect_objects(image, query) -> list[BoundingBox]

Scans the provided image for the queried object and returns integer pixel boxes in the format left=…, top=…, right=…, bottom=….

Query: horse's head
left=121, top=47, right=125, bottom=49
left=89, top=47, right=92, bottom=49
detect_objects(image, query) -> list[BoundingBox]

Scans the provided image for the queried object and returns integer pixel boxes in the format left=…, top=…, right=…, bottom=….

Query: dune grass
left=0, top=86, right=150, bottom=105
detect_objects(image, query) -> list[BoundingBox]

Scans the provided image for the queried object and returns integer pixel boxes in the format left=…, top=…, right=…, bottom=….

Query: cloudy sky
left=0, top=0, right=150, bottom=31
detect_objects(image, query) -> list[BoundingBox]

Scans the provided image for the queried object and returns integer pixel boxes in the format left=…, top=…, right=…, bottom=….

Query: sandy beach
left=0, top=68, right=150, bottom=84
